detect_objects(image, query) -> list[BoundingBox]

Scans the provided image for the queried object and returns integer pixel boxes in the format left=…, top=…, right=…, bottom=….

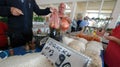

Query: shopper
left=104, top=24, right=120, bottom=67
left=76, top=13, right=83, bottom=31
left=0, top=0, right=55, bottom=48
left=76, top=15, right=89, bottom=31
left=58, top=3, right=67, bottom=18
left=97, top=24, right=120, bottom=67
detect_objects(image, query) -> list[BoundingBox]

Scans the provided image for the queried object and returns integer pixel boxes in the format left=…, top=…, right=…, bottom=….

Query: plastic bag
left=49, top=10, right=60, bottom=29
left=60, top=18, right=70, bottom=32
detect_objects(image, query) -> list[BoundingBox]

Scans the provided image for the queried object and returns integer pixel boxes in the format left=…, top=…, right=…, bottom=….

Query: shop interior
left=0, top=0, right=120, bottom=67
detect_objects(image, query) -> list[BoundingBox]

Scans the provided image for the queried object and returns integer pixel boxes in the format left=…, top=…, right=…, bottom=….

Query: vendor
left=49, top=3, right=71, bottom=40
left=58, top=3, right=71, bottom=32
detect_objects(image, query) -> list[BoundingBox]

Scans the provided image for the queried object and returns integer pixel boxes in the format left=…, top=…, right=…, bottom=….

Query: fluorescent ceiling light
left=65, top=10, right=71, bottom=13
left=87, top=10, right=112, bottom=13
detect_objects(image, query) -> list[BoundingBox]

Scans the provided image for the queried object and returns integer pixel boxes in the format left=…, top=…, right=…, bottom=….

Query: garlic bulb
left=62, top=36, right=74, bottom=45
left=78, top=38, right=88, bottom=45
left=68, top=40, right=86, bottom=52
left=84, top=51, right=102, bottom=67
left=86, top=41, right=103, bottom=55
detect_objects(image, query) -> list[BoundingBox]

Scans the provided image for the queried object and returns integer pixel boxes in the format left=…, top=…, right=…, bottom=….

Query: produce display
left=62, top=36, right=74, bottom=45
left=62, top=35, right=103, bottom=67
left=84, top=50, right=102, bottom=67
left=0, top=30, right=103, bottom=67
left=76, top=33, right=101, bottom=42
left=84, top=41, right=103, bottom=67
left=85, top=41, right=103, bottom=55
left=0, top=53, right=54, bottom=67
left=68, top=40, right=86, bottom=52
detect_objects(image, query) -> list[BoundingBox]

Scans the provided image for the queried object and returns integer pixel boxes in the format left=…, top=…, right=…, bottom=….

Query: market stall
left=0, top=32, right=104, bottom=67
left=0, top=15, right=105, bottom=67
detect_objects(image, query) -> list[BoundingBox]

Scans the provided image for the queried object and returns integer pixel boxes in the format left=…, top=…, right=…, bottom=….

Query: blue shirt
left=79, top=20, right=89, bottom=27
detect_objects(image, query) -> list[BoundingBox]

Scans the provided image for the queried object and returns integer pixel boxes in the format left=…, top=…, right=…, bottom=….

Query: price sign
left=41, top=38, right=91, bottom=67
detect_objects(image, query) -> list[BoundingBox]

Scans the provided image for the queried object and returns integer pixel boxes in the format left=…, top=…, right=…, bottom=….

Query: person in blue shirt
left=76, top=15, right=89, bottom=31
left=76, top=14, right=83, bottom=31
left=0, top=0, right=55, bottom=48
left=79, top=17, right=89, bottom=28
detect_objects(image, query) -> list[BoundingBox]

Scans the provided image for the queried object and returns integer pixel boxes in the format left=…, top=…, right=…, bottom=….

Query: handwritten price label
left=41, top=38, right=91, bottom=67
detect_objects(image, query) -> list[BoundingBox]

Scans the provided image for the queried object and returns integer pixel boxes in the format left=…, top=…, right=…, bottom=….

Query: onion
left=86, top=41, right=103, bottom=55
left=62, top=36, right=74, bottom=45
left=78, top=38, right=88, bottom=45
left=60, top=18, right=69, bottom=31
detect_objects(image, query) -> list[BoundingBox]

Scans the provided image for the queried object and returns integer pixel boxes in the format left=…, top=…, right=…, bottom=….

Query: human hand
left=104, top=36, right=115, bottom=41
left=10, top=7, right=24, bottom=16
left=50, top=7, right=57, bottom=13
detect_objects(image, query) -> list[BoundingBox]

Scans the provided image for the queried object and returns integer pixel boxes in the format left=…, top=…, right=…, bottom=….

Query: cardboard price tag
left=41, top=38, right=91, bottom=67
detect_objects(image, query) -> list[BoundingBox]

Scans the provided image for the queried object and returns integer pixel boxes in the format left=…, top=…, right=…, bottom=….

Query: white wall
left=107, top=0, right=120, bottom=28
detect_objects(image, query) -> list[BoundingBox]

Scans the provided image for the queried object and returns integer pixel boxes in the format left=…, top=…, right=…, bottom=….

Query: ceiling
left=36, top=0, right=117, bottom=5
left=36, top=0, right=117, bottom=11
left=35, top=0, right=117, bottom=18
